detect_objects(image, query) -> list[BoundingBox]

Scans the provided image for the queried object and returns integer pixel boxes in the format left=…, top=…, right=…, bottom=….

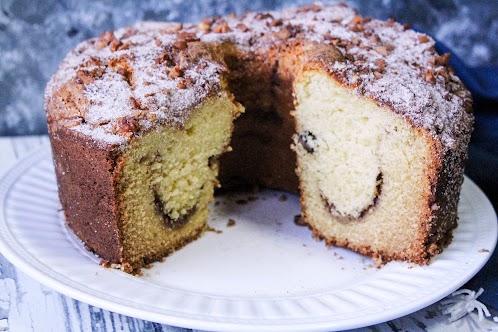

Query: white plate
left=0, top=145, right=496, bottom=332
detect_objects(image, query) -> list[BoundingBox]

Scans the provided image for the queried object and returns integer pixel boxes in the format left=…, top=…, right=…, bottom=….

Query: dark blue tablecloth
left=434, top=41, right=498, bottom=308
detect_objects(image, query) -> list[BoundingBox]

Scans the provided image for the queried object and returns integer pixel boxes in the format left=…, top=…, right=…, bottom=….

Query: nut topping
left=95, top=31, right=118, bottom=50
left=374, top=58, right=386, bottom=69
left=374, top=46, right=388, bottom=56
left=213, top=21, right=231, bottom=33
left=169, top=65, right=183, bottom=78
left=173, top=40, right=188, bottom=50
left=418, top=35, right=429, bottom=43
left=236, top=23, right=249, bottom=32
left=435, top=53, right=451, bottom=66
left=424, top=69, right=436, bottom=84
left=275, top=26, right=292, bottom=39
left=198, top=21, right=211, bottom=33
left=177, top=79, right=187, bottom=89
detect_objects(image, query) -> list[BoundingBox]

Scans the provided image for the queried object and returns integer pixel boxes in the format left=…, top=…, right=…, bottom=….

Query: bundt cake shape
left=44, top=3, right=473, bottom=273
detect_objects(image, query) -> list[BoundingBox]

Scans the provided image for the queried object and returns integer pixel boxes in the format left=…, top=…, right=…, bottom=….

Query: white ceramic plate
left=0, top=145, right=496, bottom=332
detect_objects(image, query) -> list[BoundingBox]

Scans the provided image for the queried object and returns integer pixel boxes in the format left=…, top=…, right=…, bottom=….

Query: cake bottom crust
left=304, top=216, right=455, bottom=266
left=102, top=223, right=206, bottom=275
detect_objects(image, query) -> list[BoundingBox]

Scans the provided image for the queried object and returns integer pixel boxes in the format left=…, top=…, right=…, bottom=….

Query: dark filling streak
left=323, top=172, right=383, bottom=221
left=358, top=172, right=383, bottom=218
left=152, top=188, right=197, bottom=229
left=299, top=131, right=317, bottom=153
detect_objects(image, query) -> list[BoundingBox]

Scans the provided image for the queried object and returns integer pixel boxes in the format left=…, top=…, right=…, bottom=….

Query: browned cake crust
left=50, top=127, right=123, bottom=264
left=45, top=3, right=473, bottom=271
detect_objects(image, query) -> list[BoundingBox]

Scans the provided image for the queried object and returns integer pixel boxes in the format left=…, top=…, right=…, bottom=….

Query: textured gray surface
left=0, top=0, right=497, bottom=135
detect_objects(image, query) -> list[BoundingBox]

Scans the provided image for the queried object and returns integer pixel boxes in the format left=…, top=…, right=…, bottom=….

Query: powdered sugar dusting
left=84, top=72, right=134, bottom=125
left=46, top=21, right=225, bottom=146
left=73, top=123, right=127, bottom=145
left=196, top=3, right=471, bottom=153
left=45, top=2, right=472, bottom=153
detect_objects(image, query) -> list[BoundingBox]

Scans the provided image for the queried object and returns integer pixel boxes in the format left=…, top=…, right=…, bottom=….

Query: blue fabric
left=434, top=41, right=498, bottom=308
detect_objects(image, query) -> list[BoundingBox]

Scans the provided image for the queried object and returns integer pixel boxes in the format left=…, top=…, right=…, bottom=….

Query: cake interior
left=116, top=92, right=241, bottom=269
left=293, top=70, right=435, bottom=264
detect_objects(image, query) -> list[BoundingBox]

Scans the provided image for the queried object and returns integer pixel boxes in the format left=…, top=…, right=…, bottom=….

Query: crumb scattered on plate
left=206, top=225, right=222, bottom=234
left=294, top=214, right=307, bottom=226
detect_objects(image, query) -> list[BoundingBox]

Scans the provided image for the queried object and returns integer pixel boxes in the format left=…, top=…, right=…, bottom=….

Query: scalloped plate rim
left=0, top=145, right=496, bottom=332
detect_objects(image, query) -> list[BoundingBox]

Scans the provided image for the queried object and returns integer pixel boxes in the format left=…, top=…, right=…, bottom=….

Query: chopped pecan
left=268, top=18, right=283, bottom=27
left=213, top=21, right=231, bottom=33
left=198, top=21, right=211, bottom=33
left=117, top=41, right=132, bottom=51
left=155, top=52, right=172, bottom=65
left=350, top=23, right=364, bottom=32
left=109, top=39, right=123, bottom=52
left=129, top=96, right=145, bottom=110
left=176, top=32, right=199, bottom=42
left=95, top=31, right=118, bottom=50
left=374, top=46, right=388, bottom=56
left=424, top=69, right=436, bottom=84
left=275, top=26, right=292, bottom=39
left=435, top=53, right=451, bottom=66
left=350, top=15, right=363, bottom=26
left=436, top=68, right=450, bottom=83
left=369, top=34, right=381, bottom=43
left=117, top=116, right=139, bottom=134
left=345, top=53, right=355, bottom=62
left=76, top=70, right=96, bottom=84
left=349, top=14, right=364, bottom=32
left=63, top=120, right=81, bottom=128
left=177, top=79, right=187, bottom=89
left=109, top=57, right=134, bottom=86
left=173, top=40, right=188, bottom=50
left=255, top=13, right=273, bottom=20
left=236, top=23, right=249, bottom=32
left=81, top=58, right=103, bottom=68
left=418, top=35, right=430, bottom=43
left=374, top=58, right=386, bottom=69
left=169, top=65, right=183, bottom=78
